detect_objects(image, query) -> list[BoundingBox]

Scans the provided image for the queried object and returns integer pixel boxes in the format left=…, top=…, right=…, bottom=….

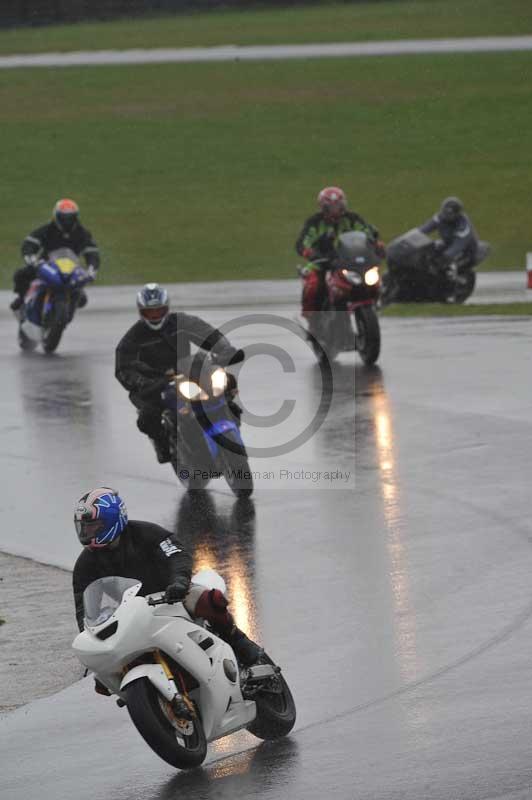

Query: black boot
left=151, top=436, right=170, bottom=464
left=10, top=295, right=23, bottom=312
left=227, top=627, right=263, bottom=667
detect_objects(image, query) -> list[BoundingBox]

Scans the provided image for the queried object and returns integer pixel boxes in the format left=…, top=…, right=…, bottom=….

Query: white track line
left=1, top=36, right=532, bottom=69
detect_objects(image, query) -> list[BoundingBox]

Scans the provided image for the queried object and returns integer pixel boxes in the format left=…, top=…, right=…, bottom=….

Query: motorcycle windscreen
left=336, top=231, right=373, bottom=264
left=83, top=576, right=141, bottom=627
left=387, top=228, right=433, bottom=269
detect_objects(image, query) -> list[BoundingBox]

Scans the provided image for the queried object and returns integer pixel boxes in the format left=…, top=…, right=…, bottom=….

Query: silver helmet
left=136, top=283, right=169, bottom=330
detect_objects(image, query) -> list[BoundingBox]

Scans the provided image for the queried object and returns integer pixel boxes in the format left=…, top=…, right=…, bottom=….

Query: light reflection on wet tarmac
left=176, top=491, right=259, bottom=640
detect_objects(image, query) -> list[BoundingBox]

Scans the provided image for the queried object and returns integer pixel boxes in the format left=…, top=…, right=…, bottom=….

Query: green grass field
left=0, top=3, right=530, bottom=287
left=0, top=0, right=531, bottom=54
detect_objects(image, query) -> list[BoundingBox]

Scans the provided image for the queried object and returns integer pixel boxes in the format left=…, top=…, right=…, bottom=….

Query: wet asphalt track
left=1, top=303, right=532, bottom=800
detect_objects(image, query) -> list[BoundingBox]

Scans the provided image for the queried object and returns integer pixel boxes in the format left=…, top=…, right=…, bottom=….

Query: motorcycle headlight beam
left=211, top=368, right=228, bottom=397
left=364, top=267, right=380, bottom=286
left=178, top=380, right=208, bottom=401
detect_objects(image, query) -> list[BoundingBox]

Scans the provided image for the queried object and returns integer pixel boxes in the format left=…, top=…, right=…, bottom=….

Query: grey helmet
left=440, top=196, right=464, bottom=224
left=136, top=283, right=169, bottom=330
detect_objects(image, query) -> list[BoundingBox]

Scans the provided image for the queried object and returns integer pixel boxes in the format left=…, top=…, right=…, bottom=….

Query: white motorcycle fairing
left=72, top=571, right=257, bottom=742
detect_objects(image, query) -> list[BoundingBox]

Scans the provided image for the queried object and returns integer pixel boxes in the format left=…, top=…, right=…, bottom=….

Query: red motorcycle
left=302, top=231, right=382, bottom=365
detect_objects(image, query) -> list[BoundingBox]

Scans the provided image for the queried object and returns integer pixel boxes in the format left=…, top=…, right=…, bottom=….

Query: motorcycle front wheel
left=42, top=299, right=68, bottom=354
left=454, top=270, right=476, bottom=304
left=247, top=654, right=296, bottom=740
left=219, top=430, right=253, bottom=498
left=126, top=678, right=207, bottom=769
left=353, top=305, right=381, bottom=365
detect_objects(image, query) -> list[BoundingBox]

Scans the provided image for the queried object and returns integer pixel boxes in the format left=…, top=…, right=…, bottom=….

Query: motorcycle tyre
left=454, top=270, right=476, bottom=304
left=126, top=678, right=207, bottom=770
left=219, top=429, right=253, bottom=498
left=379, top=272, right=398, bottom=307
left=42, top=299, right=68, bottom=354
left=354, top=305, right=381, bottom=365
left=247, top=654, right=296, bottom=740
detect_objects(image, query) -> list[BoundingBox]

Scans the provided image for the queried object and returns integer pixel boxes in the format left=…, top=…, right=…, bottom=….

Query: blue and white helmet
left=137, top=283, right=169, bottom=330
left=74, top=488, right=128, bottom=549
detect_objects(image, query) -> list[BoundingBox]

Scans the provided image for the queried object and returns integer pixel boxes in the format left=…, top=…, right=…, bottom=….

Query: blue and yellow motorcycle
left=17, top=248, right=93, bottom=354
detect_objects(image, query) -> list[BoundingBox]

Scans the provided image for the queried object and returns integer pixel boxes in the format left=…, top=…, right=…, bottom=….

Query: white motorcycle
left=72, top=570, right=296, bottom=769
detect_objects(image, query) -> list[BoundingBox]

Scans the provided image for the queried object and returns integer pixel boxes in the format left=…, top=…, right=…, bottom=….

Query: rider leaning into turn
left=72, top=487, right=263, bottom=695
left=115, top=283, right=244, bottom=465
left=10, top=198, right=100, bottom=311
left=419, top=196, right=480, bottom=272
left=295, top=186, right=384, bottom=329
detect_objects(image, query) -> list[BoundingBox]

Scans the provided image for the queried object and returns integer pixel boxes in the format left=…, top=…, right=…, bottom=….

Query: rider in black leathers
left=115, top=283, right=243, bottom=463
left=10, top=198, right=100, bottom=311
left=73, top=488, right=262, bottom=695
left=419, top=196, right=480, bottom=269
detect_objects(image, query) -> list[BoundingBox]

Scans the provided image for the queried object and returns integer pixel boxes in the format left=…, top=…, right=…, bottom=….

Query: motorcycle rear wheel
left=247, top=654, right=296, bottom=740
left=353, top=305, right=381, bottom=365
left=42, top=300, right=68, bottom=354
left=126, top=678, right=207, bottom=769
left=379, top=272, right=398, bottom=307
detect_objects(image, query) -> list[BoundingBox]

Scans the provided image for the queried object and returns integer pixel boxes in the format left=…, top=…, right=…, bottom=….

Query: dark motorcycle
left=300, top=231, right=382, bottom=365
left=17, top=248, right=92, bottom=353
left=160, top=353, right=253, bottom=498
left=381, top=228, right=491, bottom=305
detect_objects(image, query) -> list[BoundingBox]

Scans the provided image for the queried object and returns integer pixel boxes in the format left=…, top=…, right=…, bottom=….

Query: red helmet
left=53, top=198, right=80, bottom=233
left=318, top=187, right=346, bottom=221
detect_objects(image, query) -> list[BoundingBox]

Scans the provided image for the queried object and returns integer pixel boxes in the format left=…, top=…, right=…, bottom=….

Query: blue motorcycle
left=18, top=248, right=93, bottom=353
left=160, top=353, right=253, bottom=498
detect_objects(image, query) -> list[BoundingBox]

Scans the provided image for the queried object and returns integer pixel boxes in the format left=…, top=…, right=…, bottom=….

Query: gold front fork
left=154, top=650, right=195, bottom=716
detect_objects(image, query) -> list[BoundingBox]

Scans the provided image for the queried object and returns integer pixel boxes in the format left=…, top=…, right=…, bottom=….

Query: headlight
left=364, top=267, right=380, bottom=286
left=211, top=368, right=228, bottom=397
left=342, top=269, right=362, bottom=285
left=178, top=380, right=205, bottom=401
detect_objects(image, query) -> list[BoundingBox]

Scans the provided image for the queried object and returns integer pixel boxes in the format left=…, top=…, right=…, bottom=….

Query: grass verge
left=381, top=302, right=532, bottom=317
left=1, top=50, right=530, bottom=287
left=0, top=1, right=531, bottom=54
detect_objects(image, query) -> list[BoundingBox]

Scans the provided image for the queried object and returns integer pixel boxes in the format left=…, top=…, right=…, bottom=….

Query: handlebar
left=147, top=594, right=184, bottom=606
left=210, top=348, right=245, bottom=367
left=147, top=594, right=167, bottom=606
